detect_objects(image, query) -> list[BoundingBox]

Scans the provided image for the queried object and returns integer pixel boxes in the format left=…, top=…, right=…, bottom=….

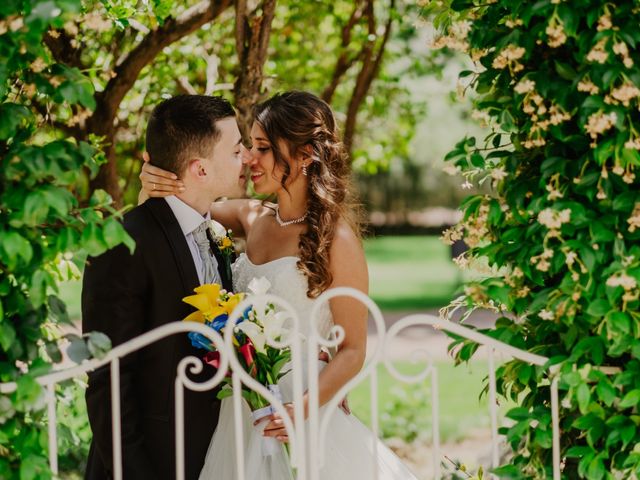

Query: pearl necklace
left=275, top=205, right=307, bottom=227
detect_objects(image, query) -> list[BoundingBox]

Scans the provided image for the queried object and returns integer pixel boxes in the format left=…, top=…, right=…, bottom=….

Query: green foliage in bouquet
left=424, top=0, right=640, bottom=478
left=0, top=1, right=133, bottom=477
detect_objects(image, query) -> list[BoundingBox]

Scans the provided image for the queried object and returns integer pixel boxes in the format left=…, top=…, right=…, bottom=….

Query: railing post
left=488, top=348, right=499, bottom=471
left=430, top=365, right=441, bottom=480
left=110, top=358, right=123, bottom=480
left=175, top=379, right=185, bottom=480
left=551, top=375, right=560, bottom=480
left=46, top=382, right=58, bottom=475
left=370, top=367, right=379, bottom=480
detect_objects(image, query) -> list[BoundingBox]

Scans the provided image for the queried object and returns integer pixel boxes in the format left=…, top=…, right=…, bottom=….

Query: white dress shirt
left=164, top=196, right=221, bottom=285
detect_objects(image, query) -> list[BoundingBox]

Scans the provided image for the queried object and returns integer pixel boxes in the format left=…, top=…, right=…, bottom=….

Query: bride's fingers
left=141, top=161, right=179, bottom=180
left=139, top=173, right=184, bottom=194
left=139, top=170, right=184, bottom=188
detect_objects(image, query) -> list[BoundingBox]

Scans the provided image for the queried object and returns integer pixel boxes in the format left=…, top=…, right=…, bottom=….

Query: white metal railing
left=0, top=288, right=561, bottom=479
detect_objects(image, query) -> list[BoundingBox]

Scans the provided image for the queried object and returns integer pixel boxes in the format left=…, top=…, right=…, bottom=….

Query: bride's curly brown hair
left=253, top=91, right=362, bottom=298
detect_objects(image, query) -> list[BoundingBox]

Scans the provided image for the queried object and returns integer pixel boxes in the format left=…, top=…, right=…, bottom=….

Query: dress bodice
left=231, top=253, right=334, bottom=340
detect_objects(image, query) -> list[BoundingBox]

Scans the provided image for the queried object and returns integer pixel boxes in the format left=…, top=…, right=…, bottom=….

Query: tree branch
left=43, top=30, right=85, bottom=70
left=321, top=0, right=367, bottom=103
left=343, top=0, right=395, bottom=155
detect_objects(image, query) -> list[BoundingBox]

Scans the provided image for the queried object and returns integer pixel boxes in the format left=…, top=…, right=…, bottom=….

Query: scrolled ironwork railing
left=0, top=288, right=560, bottom=479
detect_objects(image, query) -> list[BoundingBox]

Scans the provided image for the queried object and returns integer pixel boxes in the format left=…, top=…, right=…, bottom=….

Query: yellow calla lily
left=221, top=293, right=244, bottom=315
left=208, top=306, right=228, bottom=320
left=183, top=310, right=206, bottom=323
left=221, top=237, right=233, bottom=249
left=182, top=293, right=213, bottom=313
left=194, top=284, right=222, bottom=305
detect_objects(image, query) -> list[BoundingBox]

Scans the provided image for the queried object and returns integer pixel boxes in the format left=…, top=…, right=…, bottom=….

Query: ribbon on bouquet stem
left=250, top=384, right=285, bottom=457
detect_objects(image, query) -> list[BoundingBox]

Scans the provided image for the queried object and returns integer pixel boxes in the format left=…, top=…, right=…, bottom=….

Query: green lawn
left=349, top=360, right=501, bottom=443
left=365, top=235, right=461, bottom=310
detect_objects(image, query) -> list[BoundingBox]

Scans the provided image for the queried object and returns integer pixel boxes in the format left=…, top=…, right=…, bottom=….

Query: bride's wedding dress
left=199, top=253, right=418, bottom=479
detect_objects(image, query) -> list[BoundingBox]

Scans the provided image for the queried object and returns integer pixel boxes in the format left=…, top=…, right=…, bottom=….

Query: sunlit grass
left=365, top=235, right=462, bottom=310
left=349, top=361, right=499, bottom=443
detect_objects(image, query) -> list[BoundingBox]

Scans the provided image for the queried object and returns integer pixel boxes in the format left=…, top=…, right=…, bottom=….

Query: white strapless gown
left=199, top=253, right=418, bottom=479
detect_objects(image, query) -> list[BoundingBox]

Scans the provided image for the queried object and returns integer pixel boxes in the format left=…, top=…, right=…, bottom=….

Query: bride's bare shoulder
left=245, top=200, right=276, bottom=223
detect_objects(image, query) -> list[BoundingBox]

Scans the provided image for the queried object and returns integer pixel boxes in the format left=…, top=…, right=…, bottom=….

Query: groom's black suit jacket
left=82, top=198, right=232, bottom=480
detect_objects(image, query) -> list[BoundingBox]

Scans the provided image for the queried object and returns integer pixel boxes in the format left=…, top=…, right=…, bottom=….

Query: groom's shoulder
left=121, top=198, right=165, bottom=239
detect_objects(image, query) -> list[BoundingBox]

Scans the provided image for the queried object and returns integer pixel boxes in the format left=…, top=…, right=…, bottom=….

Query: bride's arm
left=263, top=221, right=368, bottom=441
left=313, top=223, right=368, bottom=409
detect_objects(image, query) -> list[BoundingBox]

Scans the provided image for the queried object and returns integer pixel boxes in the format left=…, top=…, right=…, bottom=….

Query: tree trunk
left=343, top=0, right=395, bottom=157
left=234, top=0, right=277, bottom=142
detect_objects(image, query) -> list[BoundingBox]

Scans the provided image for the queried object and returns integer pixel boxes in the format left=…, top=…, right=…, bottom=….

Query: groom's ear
left=188, top=158, right=208, bottom=180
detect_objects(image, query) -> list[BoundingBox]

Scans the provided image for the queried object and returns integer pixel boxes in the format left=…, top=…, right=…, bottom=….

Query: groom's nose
left=240, top=145, right=253, bottom=164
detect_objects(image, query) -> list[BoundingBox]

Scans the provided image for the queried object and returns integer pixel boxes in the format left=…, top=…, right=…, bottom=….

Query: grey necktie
left=191, top=222, right=221, bottom=285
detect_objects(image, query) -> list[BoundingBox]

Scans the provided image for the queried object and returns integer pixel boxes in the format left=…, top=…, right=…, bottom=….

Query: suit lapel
left=144, top=198, right=200, bottom=296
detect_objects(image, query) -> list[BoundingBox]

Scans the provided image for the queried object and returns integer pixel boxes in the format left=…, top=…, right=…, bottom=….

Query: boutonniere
left=208, top=220, right=235, bottom=256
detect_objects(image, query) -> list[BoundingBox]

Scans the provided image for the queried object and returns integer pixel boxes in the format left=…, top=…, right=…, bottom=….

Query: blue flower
left=207, top=314, right=228, bottom=332
left=188, top=332, right=213, bottom=351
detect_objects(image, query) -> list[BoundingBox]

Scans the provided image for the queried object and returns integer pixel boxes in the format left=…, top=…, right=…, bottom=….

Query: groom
left=82, top=95, right=246, bottom=480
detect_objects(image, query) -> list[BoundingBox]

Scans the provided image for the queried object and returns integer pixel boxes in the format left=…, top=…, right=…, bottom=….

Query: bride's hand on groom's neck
left=138, top=152, right=185, bottom=204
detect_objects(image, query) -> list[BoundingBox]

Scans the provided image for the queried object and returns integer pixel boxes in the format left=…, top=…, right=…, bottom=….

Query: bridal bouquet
left=182, top=277, right=293, bottom=415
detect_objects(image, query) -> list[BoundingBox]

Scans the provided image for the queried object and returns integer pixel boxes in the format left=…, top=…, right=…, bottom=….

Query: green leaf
left=67, top=337, right=91, bottom=364
left=0, top=230, right=34, bottom=266
left=0, top=103, right=33, bottom=140
left=577, top=383, right=591, bottom=413
left=613, top=192, right=636, bottom=212
left=607, top=312, right=631, bottom=335
left=103, top=217, right=135, bottom=253
left=19, top=453, right=49, bottom=480
left=620, top=389, right=640, bottom=409
left=217, top=387, right=233, bottom=400
left=506, top=407, right=530, bottom=421
left=15, top=375, right=42, bottom=409
left=590, top=221, right=615, bottom=243
left=587, top=455, right=605, bottom=480
left=621, top=423, right=636, bottom=447
left=87, top=331, right=112, bottom=359
left=23, top=191, right=50, bottom=226
left=29, top=269, right=50, bottom=308
left=586, top=299, right=610, bottom=317
left=555, top=61, right=576, bottom=81
left=48, top=295, right=70, bottom=324
left=0, top=322, right=17, bottom=351
left=596, top=380, right=617, bottom=407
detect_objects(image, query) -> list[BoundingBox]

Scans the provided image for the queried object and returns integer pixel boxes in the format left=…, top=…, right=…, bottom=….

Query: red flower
left=239, top=341, right=257, bottom=377
left=204, top=351, right=221, bottom=369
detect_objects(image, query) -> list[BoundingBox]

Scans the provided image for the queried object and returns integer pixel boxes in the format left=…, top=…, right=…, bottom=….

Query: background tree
left=25, top=0, right=432, bottom=207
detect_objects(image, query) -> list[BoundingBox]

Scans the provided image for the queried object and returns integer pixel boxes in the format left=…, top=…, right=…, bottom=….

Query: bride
left=140, top=91, right=417, bottom=479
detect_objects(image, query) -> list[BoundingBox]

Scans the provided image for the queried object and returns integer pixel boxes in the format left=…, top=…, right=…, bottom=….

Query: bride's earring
left=302, top=164, right=308, bottom=176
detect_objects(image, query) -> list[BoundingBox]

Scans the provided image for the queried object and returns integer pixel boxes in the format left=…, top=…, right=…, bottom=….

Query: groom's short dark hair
left=145, top=95, right=236, bottom=176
